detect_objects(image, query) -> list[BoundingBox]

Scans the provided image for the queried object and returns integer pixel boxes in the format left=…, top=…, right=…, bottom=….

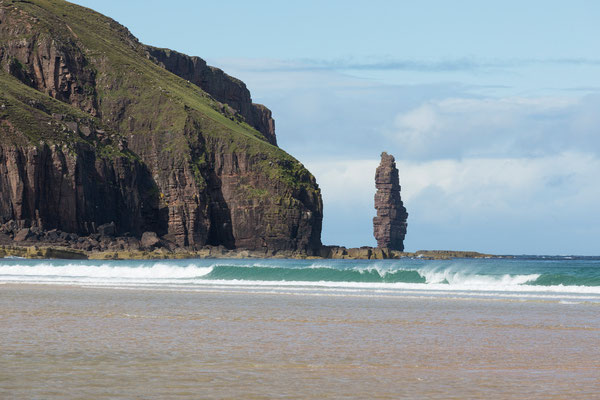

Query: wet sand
left=1, top=284, right=599, bottom=399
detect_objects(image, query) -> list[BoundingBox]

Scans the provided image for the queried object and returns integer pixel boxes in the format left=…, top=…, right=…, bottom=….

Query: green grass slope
left=2, top=0, right=317, bottom=189
left=0, top=69, right=135, bottom=160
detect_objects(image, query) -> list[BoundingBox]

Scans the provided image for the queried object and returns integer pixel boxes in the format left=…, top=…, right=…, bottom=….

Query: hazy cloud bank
left=215, top=57, right=600, bottom=73
left=212, top=57, right=600, bottom=254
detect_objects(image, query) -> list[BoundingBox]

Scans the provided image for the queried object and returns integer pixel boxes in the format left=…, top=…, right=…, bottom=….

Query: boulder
left=141, top=231, right=160, bottom=248
left=14, top=228, right=31, bottom=242
left=126, top=237, right=141, bottom=251
left=346, top=247, right=371, bottom=259
left=45, top=229, right=59, bottom=242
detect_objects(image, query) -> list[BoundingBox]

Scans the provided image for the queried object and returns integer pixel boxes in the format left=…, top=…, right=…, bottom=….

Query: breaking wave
left=1, top=257, right=599, bottom=296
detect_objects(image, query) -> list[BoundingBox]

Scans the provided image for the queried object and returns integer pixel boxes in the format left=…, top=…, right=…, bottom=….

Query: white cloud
left=305, top=159, right=379, bottom=209
left=390, top=96, right=598, bottom=160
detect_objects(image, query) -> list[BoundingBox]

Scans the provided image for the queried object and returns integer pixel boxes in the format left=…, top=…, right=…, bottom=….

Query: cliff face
left=146, top=46, right=277, bottom=146
left=205, top=136, right=321, bottom=251
left=373, top=152, right=408, bottom=251
left=0, top=142, right=162, bottom=235
left=0, top=0, right=322, bottom=253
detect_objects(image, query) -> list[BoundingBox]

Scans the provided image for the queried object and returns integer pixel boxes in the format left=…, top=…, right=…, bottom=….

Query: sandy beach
left=1, top=282, right=598, bottom=399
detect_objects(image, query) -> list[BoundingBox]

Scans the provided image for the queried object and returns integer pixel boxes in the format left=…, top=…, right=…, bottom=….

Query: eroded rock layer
left=373, top=152, right=408, bottom=251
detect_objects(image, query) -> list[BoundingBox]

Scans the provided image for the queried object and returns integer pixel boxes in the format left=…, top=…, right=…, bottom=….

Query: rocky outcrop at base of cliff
left=0, top=222, right=170, bottom=253
left=0, top=233, right=497, bottom=260
left=373, top=152, right=408, bottom=251
left=145, top=46, right=277, bottom=146
left=319, top=246, right=493, bottom=260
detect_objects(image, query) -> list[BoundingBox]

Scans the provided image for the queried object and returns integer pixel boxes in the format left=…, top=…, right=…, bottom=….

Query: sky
left=71, top=0, right=600, bottom=255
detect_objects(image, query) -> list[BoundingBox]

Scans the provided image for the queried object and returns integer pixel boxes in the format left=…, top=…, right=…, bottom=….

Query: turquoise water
left=1, top=256, right=599, bottom=301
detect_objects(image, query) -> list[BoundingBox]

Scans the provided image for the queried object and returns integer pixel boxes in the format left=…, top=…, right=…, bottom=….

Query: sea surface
left=1, top=256, right=599, bottom=398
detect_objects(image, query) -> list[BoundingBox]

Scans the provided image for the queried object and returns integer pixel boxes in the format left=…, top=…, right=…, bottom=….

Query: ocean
left=1, top=256, right=599, bottom=398
left=1, top=256, right=599, bottom=301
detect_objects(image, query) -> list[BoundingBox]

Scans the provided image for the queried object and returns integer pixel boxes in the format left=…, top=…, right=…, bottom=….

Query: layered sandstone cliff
left=0, top=0, right=322, bottom=254
left=0, top=142, right=162, bottom=235
left=373, top=152, right=408, bottom=251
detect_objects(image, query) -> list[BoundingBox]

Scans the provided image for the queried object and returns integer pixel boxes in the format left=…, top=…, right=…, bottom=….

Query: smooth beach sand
left=1, top=284, right=599, bottom=399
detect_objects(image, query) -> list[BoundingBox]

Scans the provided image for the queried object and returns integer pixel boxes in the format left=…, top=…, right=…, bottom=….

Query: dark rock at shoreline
left=373, top=152, right=408, bottom=251
left=45, top=229, right=59, bottom=242
left=0, top=225, right=495, bottom=261
left=319, top=246, right=393, bottom=260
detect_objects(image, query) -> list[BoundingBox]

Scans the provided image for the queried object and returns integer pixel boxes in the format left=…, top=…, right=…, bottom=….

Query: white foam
left=0, top=262, right=213, bottom=282
left=76, top=281, right=600, bottom=303
left=419, top=267, right=540, bottom=287
left=177, top=278, right=600, bottom=295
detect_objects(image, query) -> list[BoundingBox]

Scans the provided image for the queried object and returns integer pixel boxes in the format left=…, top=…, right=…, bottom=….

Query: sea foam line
left=4, top=275, right=600, bottom=296
left=0, top=262, right=213, bottom=279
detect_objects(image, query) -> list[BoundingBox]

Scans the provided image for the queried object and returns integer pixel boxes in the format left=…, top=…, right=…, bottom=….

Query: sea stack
left=373, top=152, right=408, bottom=251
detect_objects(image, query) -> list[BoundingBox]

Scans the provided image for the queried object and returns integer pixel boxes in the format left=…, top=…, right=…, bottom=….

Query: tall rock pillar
left=373, top=152, right=408, bottom=251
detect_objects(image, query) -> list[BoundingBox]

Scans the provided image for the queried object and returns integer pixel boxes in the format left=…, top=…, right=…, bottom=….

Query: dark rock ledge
left=0, top=222, right=495, bottom=261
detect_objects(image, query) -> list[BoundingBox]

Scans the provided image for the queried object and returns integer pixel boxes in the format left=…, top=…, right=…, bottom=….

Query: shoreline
left=0, top=243, right=496, bottom=260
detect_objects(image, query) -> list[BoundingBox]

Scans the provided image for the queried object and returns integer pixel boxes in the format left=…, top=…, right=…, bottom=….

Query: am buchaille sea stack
left=0, top=0, right=323, bottom=255
left=373, top=152, right=408, bottom=251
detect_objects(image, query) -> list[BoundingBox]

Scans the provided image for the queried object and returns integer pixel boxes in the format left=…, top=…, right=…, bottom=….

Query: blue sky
left=71, top=0, right=600, bottom=255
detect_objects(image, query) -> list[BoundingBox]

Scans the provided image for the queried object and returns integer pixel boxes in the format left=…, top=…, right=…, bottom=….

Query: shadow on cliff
left=205, top=169, right=235, bottom=249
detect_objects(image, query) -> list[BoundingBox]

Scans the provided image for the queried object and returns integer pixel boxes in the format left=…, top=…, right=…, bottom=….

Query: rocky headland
left=0, top=0, right=321, bottom=255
